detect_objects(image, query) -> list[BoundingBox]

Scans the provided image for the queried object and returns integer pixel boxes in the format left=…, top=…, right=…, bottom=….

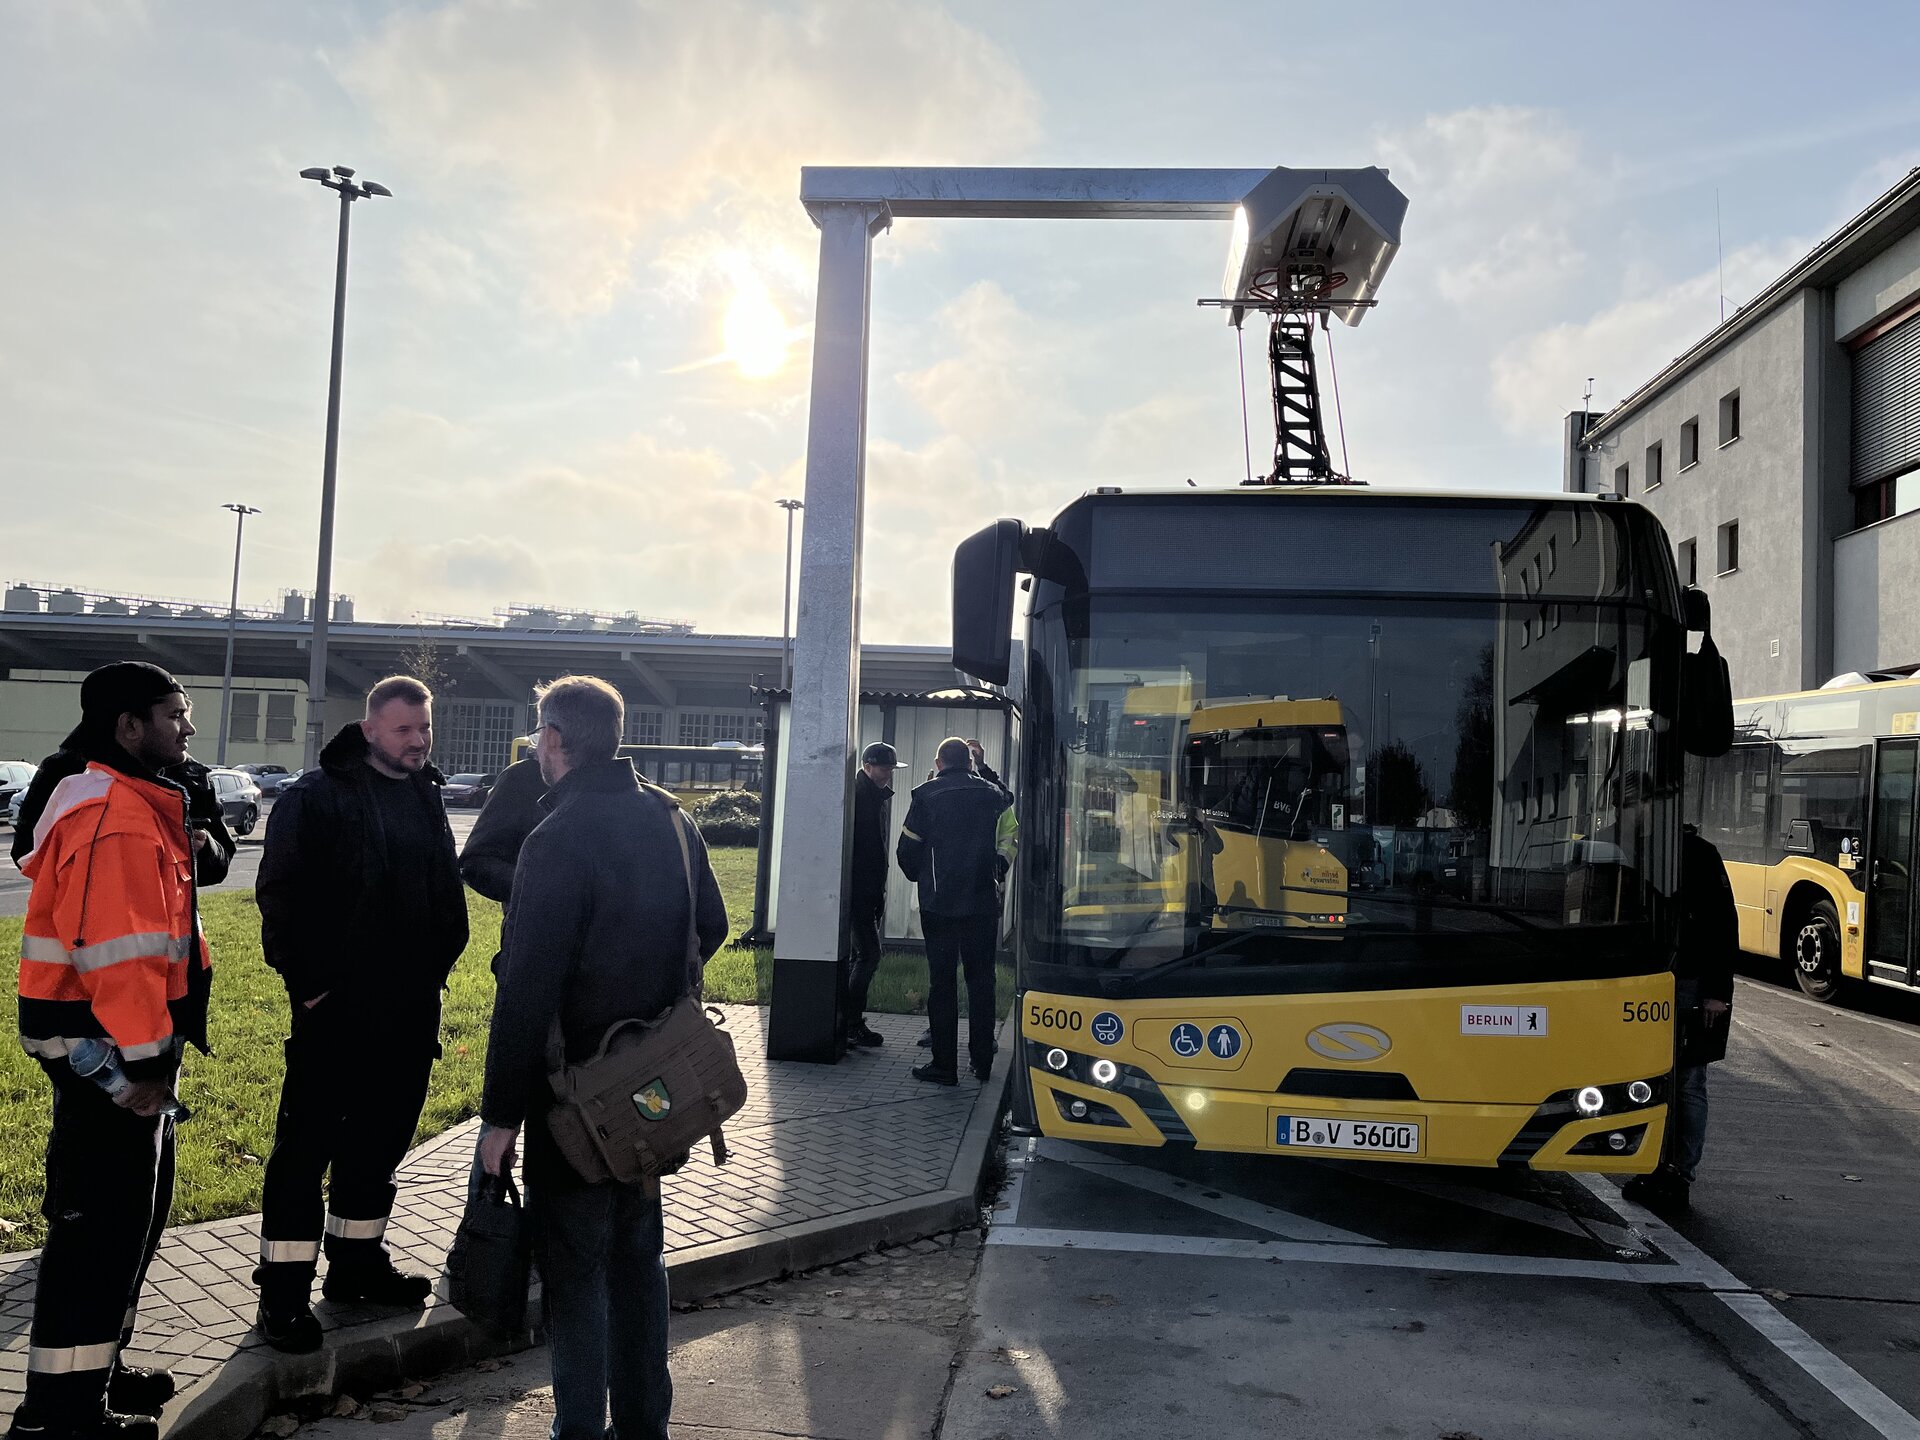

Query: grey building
left=1563, top=168, right=1920, bottom=698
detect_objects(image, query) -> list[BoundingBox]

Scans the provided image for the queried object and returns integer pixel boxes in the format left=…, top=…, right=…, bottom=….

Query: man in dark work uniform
left=252, top=676, right=469, bottom=1351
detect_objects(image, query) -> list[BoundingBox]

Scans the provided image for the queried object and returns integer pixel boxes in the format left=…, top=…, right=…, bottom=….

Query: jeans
left=845, top=901, right=883, bottom=1027
left=1671, top=977, right=1710, bottom=1182
left=923, top=912, right=997, bottom=1078
left=528, top=1150, right=672, bottom=1440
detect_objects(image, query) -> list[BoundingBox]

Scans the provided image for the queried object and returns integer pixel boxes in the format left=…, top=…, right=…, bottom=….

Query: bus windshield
left=1024, top=593, right=1680, bottom=995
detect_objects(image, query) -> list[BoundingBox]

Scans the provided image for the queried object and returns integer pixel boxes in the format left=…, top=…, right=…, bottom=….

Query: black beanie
left=80, top=662, right=185, bottom=726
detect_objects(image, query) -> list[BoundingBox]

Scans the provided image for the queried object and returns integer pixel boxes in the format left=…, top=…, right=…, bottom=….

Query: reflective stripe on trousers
left=326, top=1214, right=389, bottom=1241
left=259, top=1238, right=322, bottom=1264
left=27, top=1341, right=121, bottom=1375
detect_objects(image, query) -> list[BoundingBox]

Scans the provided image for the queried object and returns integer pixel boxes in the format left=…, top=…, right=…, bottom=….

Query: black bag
left=1678, top=1006, right=1730, bottom=1067
left=445, top=1167, right=533, bottom=1339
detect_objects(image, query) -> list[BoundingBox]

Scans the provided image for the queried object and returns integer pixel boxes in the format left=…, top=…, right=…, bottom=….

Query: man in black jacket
left=478, top=676, right=726, bottom=1440
left=457, top=755, right=548, bottom=910
left=844, top=742, right=900, bottom=1051
left=1624, top=824, right=1737, bottom=1215
left=252, top=676, right=469, bottom=1352
left=897, top=737, right=1014, bottom=1087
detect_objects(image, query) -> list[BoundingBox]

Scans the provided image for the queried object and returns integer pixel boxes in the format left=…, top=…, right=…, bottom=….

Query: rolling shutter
left=1854, top=313, right=1920, bottom=486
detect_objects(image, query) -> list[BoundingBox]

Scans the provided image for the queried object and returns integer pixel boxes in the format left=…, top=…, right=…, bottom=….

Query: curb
left=163, top=1017, right=1013, bottom=1440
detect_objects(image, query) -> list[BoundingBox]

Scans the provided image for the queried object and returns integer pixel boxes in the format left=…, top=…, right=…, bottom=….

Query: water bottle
left=68, top=1039, right=191, bottom=1123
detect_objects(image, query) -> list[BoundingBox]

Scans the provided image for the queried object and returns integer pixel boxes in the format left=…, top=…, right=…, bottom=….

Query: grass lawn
left=0, top=846, right=1008, bottom=1250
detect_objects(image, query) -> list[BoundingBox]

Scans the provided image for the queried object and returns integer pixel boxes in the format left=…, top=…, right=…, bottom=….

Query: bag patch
left=633, top=1080, right=672, bottom=1120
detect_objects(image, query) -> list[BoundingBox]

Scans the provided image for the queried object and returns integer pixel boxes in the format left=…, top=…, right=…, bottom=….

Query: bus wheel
left=1791, top=899, right=1843, bottom=1001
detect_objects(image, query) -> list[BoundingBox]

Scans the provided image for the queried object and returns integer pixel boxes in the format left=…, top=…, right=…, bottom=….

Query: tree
left=1447, top=644, right=1496, bottom=831
left=1369, top=740, right=1432, bottom=828
left=397, top=638, right=454, bottom=697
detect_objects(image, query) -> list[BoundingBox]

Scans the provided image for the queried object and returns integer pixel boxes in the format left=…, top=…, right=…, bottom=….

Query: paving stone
left=0, top=1004, right=993, bottom=1431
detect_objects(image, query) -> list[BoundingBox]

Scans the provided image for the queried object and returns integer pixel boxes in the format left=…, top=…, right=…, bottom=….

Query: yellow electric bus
left=952, top=487, right=1730, bottom=1173
left=1687, top=674, right=1920, bottom=1001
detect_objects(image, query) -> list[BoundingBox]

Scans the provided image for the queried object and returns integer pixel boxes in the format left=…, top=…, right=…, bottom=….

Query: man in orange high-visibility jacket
left=9, top=664, right=210, bottom=1440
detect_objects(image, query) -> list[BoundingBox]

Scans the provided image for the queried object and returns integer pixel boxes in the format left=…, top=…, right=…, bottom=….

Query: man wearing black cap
left=844, top=742, right=900, bottom=1051
left=10, top=663, right=211, bottom=1440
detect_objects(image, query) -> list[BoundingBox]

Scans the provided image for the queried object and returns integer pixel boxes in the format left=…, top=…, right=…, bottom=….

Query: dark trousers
left=23, top=1058, right=177, bottom=1420
left=844, top=899, right=883, bottom=1024
left=258, top=995, right=439, bottom=1290
left=528, top=1151, right=672, bottom=1440
left=924, top=912, right=997, bottom=1077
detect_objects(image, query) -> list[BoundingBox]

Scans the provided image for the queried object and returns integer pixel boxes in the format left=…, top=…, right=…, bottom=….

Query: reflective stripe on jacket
left=18, top=764, right=208, bottom=1074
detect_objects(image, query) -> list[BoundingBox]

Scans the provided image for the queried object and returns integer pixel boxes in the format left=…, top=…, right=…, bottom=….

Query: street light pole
left=216, top=503, right=261, bottom=767
left=298, top=164, right=391, bottom=770
left=777, top=498, right=804, bottom=690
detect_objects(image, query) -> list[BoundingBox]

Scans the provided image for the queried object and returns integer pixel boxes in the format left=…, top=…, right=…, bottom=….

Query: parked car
left=0, top=761, right=37, bottom=823
left=442, top=773, right=495, bottom=808
left=206, top=768, right=263, bottom=837
left=7, top=786, right=25, bottom=831
left=235, top=762, right=299, bottom=797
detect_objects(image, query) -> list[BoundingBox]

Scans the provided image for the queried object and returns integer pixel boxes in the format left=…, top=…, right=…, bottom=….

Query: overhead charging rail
left=1201, top=168, right=1408, bottom=484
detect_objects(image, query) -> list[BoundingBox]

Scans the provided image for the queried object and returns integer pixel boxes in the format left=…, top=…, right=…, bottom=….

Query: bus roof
left=1189, top=697, right=1345, bottom=732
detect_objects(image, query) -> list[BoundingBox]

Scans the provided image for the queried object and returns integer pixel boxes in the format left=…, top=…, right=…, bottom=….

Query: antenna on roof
left=1716, top=189, right=1727, bottom=326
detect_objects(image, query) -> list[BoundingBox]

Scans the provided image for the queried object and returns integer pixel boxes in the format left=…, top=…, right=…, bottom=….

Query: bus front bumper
left=1025, top=1058, right=1668, bottom=1173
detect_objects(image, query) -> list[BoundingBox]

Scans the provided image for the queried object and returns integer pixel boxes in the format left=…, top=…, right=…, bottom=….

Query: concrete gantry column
left=767, top=199, right=889, bottom=1063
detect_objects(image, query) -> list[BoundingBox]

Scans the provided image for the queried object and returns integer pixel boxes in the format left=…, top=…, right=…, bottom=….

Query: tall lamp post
left=216, top=503, right=261, bottom=767
left=298, top=164, right=390, bottom=770
left=777, top=498, right=804, bottom=690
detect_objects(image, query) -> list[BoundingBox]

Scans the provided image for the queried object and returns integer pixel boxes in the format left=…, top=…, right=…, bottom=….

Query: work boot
left=322, top=1259, right=433, bottom=1308
left=851, top=1020, right=885, bottom=1049
left=911, top=1063, right=957, bottom=1087
left=105, top=1369, right=173, bottom=1418
left=254, top=1296, right=322, bottom=1354
left=6, top=1405, right=158, bottom=1440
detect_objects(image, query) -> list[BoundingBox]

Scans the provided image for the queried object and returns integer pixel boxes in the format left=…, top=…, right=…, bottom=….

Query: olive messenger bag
left=542, top=807, right=748, bottom=1185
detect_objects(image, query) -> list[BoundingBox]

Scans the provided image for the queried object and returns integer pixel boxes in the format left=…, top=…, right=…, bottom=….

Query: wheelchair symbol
left=1170, top=1023, right=1204, bottom=1059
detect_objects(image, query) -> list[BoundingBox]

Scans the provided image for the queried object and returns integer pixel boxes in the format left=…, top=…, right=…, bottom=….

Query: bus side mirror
left=952, top=519, right=1024, bottom=686
left=1678, top=586, right=1733, bottom=758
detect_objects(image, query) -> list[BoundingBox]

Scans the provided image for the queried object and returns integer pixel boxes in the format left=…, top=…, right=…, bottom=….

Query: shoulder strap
left=671, top=808, right=703, bottom=998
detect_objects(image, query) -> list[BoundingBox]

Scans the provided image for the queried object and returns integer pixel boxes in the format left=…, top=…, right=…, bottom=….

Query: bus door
left=1868, top=738, right=1919, bottom=985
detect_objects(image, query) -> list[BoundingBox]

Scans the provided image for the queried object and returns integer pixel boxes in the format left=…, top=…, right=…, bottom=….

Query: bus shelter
left=749, top=685, right=1015, bottom=948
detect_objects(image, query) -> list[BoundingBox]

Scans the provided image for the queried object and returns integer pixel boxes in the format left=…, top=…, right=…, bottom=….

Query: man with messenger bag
left=476, top=676, right=731, bottom=1440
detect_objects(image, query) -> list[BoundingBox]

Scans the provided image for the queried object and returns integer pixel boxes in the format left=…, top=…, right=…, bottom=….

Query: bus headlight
left=1575, top=1086, right=1606, bottom=1117
left=1090, top=1058, right=1119, bottom=1087
left=1045, top=1048, right=1070, bottom=1073
left=1626, top=1080, right=1653, bottom=1106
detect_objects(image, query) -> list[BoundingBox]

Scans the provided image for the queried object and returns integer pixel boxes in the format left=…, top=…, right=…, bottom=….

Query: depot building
left=0, top=584, right=960, bottom=775
left=1562, top=166, right=1920, bottom=697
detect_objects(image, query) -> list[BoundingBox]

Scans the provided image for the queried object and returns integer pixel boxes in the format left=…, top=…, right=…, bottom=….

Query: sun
left=723, top=280, right=790, bottom=379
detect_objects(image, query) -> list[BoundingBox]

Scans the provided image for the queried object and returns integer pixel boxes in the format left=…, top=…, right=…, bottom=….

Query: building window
left=1719, top=390, right=1741, bottom=447
left=1716, top=520, right=1740, bottom=575
left=265, top=693, right=296, bottom=743
left=1678, top=538, right=1698, bottom=587
left=1680, top=417, right=1700, bottom=469
left=228, top=692, right=259, bottom=743
left=678, top=711, right=761, bottom=746
left=1854, top=468, right=1920, bottom=529
left=440, top=700, right=518, bottom=774
left=623, top=709, right=664, bottom=745
left=1614, top=462, right=1630, bottom=495
left=1645, top=442, right=1663, bottom=489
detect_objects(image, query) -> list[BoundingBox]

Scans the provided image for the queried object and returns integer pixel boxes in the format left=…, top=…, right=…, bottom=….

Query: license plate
left=1273, top=1113, right=1422, bottom=1155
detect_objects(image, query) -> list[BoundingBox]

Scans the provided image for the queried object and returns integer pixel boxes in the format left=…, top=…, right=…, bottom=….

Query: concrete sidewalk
left=0, top=1007, right=1009, bottom=1440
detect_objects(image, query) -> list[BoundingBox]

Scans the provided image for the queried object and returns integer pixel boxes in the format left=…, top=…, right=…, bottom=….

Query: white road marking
left=1578, top=1173, right=1920, bottom=1440
left=1047, top=1141, right=1382, bottom=1246
left=995, top=1137, right=1036, bottom=1226
left=1327, top=1162, right=1652, bottom=1255
left=987, top=1224, right=1684, bottom=1285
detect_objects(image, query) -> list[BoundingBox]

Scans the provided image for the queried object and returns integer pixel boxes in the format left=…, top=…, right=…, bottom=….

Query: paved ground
left=217, top=968, right=1920, bottom=1440
left=0, top=1007, right=1001, bottom=1435
left=0, top=803, right=482, bottom=916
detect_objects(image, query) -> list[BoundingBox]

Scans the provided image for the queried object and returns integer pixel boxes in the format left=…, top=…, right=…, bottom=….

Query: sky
left=4, top=0, right=1919, bottom=646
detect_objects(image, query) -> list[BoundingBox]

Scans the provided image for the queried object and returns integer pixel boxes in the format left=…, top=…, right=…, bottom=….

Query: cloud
left=1487, top=239, right=1810, bottom=435
left=338, top=0, right=1042, bottom=315
left=897, top=281, right=1082, bottom=442
left=1374, top=106, right=1592, bottom=308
